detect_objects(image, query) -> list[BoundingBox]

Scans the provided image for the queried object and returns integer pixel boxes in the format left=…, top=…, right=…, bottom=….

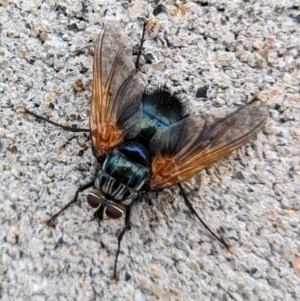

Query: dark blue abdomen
left=137, top=91, right=186, bottom=145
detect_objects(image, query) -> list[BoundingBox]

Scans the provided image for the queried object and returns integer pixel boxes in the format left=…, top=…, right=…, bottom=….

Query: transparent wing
left=90, top=23, right=143, bottom=158
left=149, top=101, right=268, bottom=189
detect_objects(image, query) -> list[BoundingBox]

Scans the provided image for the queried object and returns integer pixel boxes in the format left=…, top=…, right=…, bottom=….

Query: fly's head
left=87, top=189, right=125, bottom=221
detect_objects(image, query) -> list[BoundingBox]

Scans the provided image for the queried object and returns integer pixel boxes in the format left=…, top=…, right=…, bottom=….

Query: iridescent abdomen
left=137, top=90, right=186, bottom=145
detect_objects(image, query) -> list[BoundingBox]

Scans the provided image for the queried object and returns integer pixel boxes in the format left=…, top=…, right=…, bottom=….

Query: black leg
left=135, top=21, right=147, bottom=70
left=111, top=204, right=133, bottom=280
left=178, top=183, right=230, bottom=249
left=25, top=109, right=90, bottom=133
left=46, top=181, right=94, bottom=226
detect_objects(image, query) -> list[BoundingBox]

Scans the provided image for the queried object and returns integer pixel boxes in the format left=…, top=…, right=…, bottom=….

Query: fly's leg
left=178, top=183, right=231, bottom=249
left=135, top=20, right=147, bottom=70
left=25, top=109, right=90, bottom=133
left=46, top=181, right=94, bottom=226
left=111, top=203, right=133, bottom=280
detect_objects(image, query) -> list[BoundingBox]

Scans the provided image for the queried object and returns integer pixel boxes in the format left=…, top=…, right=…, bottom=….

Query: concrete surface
left=0, top=1, right=300, bottom=300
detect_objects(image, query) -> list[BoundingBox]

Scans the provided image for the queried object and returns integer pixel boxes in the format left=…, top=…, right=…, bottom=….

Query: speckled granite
left=0, top=1, right=300, bottom=300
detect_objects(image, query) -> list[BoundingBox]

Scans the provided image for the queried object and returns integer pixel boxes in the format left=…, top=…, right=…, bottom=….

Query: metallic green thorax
left=103, top=149, right=149, bottom=190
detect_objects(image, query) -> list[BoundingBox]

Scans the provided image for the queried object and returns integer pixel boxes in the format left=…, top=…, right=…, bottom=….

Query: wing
left=90, top=24, right=143, bottom=158
left=149, top=101, right=268, bottom=189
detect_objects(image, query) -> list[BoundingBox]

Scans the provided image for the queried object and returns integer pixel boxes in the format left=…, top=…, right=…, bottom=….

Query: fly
left=25, top=21, right=268, bottom=280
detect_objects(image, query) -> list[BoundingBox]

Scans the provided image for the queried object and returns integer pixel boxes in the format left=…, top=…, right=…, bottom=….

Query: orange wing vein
left=90, top=24, right=143, bottom=158
left=149, top=101, right=268, bottom=189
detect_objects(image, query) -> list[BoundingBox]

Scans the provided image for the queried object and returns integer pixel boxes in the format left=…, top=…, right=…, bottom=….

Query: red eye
left=87, top=193, right=101, bottom=208
left=105, top=205, right=123, bottom=219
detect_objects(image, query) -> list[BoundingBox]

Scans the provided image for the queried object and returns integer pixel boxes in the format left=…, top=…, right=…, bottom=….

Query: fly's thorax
left=94, top=142, right=150, bottom=205
left=102, top=143, right=150, bottom=189
left=94, top=170, right=139, bottom=205
left=87, top=189, right=125, bottom=220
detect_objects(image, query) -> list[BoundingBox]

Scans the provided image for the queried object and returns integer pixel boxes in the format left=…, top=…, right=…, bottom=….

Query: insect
left=25, top=21, right=268, bottom=279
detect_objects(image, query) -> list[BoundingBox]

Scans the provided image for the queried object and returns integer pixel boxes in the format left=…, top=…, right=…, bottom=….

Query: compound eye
left=105, top=205, right=123, bottom=219
left=87, top=193, right=101, bottom=209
